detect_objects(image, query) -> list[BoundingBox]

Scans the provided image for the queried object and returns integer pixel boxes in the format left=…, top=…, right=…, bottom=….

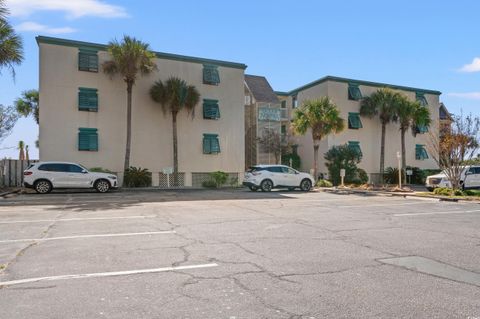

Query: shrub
left=324, top=144, right=362, bottom=186
left=453, top=189, right=465, bottom=196
left=201, top=180, right=217, bottom=188
left=464, top=189, right=480, bottom=196
left=316, top=179, right=333, bottom=187
left=229, top=176, right=239, bottom=187
left=350, top=168, right=369, bottom=185
left=384, top=167, right=399, bottom=184
left=123, top=167, right=152, bottom=187
left=433, top=187, right=453, bottom=196
left=282, top=153, right=301, bottom=170
left=89, top=167, right=115, bottom=174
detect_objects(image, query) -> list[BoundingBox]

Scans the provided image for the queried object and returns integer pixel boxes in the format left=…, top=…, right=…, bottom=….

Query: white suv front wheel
left=260, top=179, right=273, bottom=192
left=94, top=179, right=110, bottom=193
left=300, top=179, right=312, bottom=192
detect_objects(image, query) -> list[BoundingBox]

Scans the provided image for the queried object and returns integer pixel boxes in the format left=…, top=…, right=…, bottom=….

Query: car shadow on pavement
left=1, top=188, right=299, bottom=212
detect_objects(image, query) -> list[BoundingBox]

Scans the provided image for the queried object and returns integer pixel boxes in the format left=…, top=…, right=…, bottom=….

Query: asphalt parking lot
left=0, top=189, right=479, bottom=319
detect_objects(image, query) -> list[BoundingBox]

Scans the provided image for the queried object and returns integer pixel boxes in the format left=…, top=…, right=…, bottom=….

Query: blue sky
left=1, top=0, right=479, bottom=159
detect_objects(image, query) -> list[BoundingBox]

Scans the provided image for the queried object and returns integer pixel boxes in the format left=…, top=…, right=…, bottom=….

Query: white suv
left=24, top=162, right=118, bottom=194
left=243, top=165, right=315, bottom=192
left=425, top=165, right=480, bottom=191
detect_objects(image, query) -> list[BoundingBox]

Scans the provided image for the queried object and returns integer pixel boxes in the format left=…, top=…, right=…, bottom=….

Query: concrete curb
left=119, top=187, right=242, bottom=192
left=0, top=189, right=22, bottom=198
left=317, top=187, right=480, bottom=203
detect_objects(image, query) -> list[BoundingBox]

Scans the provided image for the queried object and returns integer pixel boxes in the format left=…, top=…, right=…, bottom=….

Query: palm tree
left=360, top=88, right=399, bottom=182
left=103, top=36, right=156, bottom=172
left=18, top=140, right=25, bottom=160
left=150, top=77, right=200, bottom=184
left=0, top=0, right=23, bottom=79
left=397, top=96, right=431, bottom=176
left=15, top=89, right=39, bottom=124
left=291, top=97, right=345, bottom=180
left=25, top=144, right=29, bottom=161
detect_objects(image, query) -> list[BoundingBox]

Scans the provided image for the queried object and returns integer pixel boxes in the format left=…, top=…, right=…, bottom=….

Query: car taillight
left=24, top=171, right=33, bottom=176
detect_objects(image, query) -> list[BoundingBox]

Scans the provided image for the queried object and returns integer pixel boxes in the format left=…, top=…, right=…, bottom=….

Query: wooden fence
left=0, top=159, right=38, bottom=187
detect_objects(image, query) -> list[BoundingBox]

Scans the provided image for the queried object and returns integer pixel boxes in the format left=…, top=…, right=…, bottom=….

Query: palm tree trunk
left=172, top=111, right=179, bottom=186
left=313, top=141, right=319, bottom=181
left=124, top=81, right=133, bottom=172
left=401, top=126, right=407, bottom=183
left=380, top=123, right=386, bottom=184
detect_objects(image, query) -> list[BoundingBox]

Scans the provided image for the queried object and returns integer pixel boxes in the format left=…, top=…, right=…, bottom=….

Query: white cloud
left=447, top=92, right=480, bottom=100
left=459, top=57, right=480, bottom=73
left=16, top=21, right=76, bottom=34
left=6, top=0, right=127, bottom=19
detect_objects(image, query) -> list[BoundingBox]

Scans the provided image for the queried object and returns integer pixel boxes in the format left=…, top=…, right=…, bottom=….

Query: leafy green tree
left=360, top=88, right=399, bottom=181
left=291, top=97, right=344, bottom=179
left=0, top=0, right=23, bottom=79
left=149, top=77, right=200, bottom=184
left=396, top=95, right=431, bottom=176
left=324, top=144, right=366, bottom=185
left=15, top=89, right=39, bottom=124
left=103, top=36, right=156, bottom=171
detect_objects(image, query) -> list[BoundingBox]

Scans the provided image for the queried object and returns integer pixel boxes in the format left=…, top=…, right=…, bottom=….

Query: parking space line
left=338, top=202, right=431, bottom=208
left=0, top=215, right=156, bottom=224
left=394, top=209, right=480, bottom=217
left=0, top=231, right=175, bottom=244
left=0, top=263, right=218, bottom=287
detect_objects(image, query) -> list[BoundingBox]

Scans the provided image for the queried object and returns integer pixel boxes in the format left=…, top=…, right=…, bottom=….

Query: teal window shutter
left=78, top=48, right=98, bottom=72
left=203, top=64, right=220, bottom=85
left=78, top=128, right=98, bottom=151
left=348, top=83, right=363, bottom=101
left=281, top=100, right=287, bottom=108
left=348, top=141, right=362, bottom=156
left=416, top=92, right=428, bottom=106
left=203, top=134, right=220, bottom=154
left=415, top=124, right=428, bottom=134
left=281, top=125, right=286, bottom=134
left=348, top=112, right=363, bottom=129
left=415, top=144, right=428, bottom=160
left=203, top=99, right=220, bottom=119
left=78, top=87, right=98, bottom=111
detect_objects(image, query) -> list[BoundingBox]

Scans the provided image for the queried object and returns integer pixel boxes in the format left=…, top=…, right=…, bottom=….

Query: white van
left=425, top=165, right=480, bottom=190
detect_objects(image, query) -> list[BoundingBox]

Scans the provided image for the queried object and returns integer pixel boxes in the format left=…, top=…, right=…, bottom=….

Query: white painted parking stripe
left=0, top=231, right=175, bottom=244
left=0, top=263, right=218, bottom=287
left=394, top=209, right=480, bottom=217
left=339, top=202, right=427, bottom=208
left=0, top=215, right=156, bottom=224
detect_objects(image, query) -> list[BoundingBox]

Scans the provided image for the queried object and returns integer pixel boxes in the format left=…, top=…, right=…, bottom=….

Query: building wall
left=39, top=42, right=245, bottom=185
left=279, top=80, right=440, bottom=179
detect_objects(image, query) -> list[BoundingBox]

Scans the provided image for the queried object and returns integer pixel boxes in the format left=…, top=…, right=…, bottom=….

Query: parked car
left=243, top=165, right=315, bottom=192
left=425, top=165, right=480, bottom=191
left=23, top=162, right=118, bottom=194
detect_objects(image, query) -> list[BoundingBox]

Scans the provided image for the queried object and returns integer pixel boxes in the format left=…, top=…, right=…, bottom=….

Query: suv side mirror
left=81, top=169, right=88, bottom=174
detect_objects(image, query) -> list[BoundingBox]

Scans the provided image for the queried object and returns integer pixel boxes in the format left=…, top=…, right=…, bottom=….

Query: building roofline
left=36, top=36, right=248, bottom=70
left=274, top=91, right=289, bottom=96
left=282, top=75, right=442, bottom=96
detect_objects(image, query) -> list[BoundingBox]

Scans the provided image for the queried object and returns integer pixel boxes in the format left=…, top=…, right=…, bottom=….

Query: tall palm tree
left=150, top=77, right=200, bottom=184
left=15, top=89, right=39, bottom=124
left=103, top=36, right=156, bottom=172
left=25, top=144, right=29, bottom=161
left=291, top=97, right=345, bottom=180
left=18, top=140, right=25, bottom=160
left=360, top=88, right=399, bottom=182
left=397, top=96, right=431, bottom=175
left=0, top=0, right=23, bottom=79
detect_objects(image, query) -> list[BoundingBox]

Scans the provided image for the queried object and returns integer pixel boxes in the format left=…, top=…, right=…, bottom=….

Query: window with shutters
left=415, top=144, right=428, bottom=160
left=415, top=124, right=428, bottom=134
left=78, top=48, right=98, bottom=72
left=348, top=112, right=363, bottom=129
left=78, top=128, right=98, bottom=151
left=203, top=99, right=220, bottom=119
left=203, top=64, right=220, bottom=85
left=348, top=141, right=362, bottom=156
left=203, top=134, right=220, bottom=154
left=416, top=92, right=428, bottom=106
left=78, top=88, right=98, bottom=111
left=348, top=83, right=362, bottom=100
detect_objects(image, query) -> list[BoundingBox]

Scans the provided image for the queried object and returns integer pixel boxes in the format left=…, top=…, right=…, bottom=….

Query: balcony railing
left=280, top=108, right=288, bottom=119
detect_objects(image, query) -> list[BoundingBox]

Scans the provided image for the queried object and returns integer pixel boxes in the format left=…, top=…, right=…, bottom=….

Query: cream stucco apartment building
left=275, top=76, right=440, bottom=180
left=37, top=36, right=247, bottom=187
